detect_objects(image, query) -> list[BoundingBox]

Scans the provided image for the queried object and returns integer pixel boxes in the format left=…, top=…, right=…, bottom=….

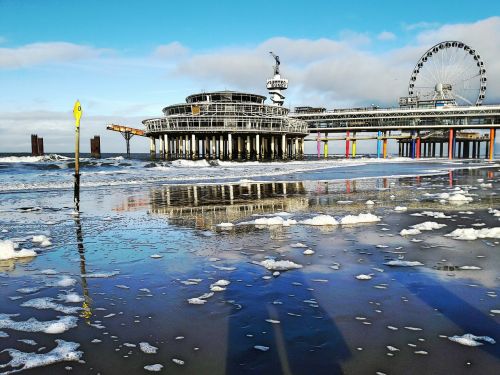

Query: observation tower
left=266, top=52, right=288, bottom=106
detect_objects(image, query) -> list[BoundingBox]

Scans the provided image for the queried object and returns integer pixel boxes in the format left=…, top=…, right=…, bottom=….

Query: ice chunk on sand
left=411, top=221, right=447, bottom=231
left=139, top=342, right=158, bottom=354
left=21, top=297, right=81, bottom=314
left=384, top=260, right=424, bottom=267
left=212, top=280, right=230, bottom=287
left=187, top=298, right=206, bottom=305
left=144, top=364, right=164, bottom=372
left=446, top=227, right=500, bottom=240
left=448, top=333, right=496, bottom=346
left=0, top=314, right=78, bottom=334
left=365, top=200, right=375, bottom=205
left=303, top=249, right=315, bottom=255
left=394, top=206, right=407, bottom=212
left=459, top=266, right=482, bottom=270
left=0, top=339, right=82, bottom=373
left=340, top=213, right=380, bottom=225
left=258, top=259, right=303, bottom=271
left=290, top=242, right=308, bottom=248
left=400, top=228, right=421, bottom=236
left=300, top=215, right=338, bottom=226
left=32, top=235, right=52, bottom=247
left=0, top=240, right=37, bottom=260
left=355, top=274, right=372, bottom=280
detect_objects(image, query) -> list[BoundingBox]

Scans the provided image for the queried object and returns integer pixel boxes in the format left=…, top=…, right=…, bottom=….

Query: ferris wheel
left=408, top=41, right=487, bottom=106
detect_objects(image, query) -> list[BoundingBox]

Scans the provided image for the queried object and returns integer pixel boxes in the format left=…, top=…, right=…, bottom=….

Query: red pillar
left=416, top=137, right=421, bottom=159
left=448, top=129, right=454, bottom=160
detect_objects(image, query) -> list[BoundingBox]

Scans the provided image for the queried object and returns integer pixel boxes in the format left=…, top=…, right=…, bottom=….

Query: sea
left=0, top=153, right=499, bottom=374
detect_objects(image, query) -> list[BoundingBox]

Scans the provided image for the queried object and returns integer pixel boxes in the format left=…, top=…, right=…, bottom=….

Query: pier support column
left=256, top=134, right=260, bottom=160
left=440, top=142, right=443, bottom=157
left=237, top=136, right=242, bottom=160
left=204, top=136, right=209, bottom=159
left=489, top=128, right=496, bottom=160
left=346, top=131, right=350, bottom=159
left=271, top=136, right=275, bottom=159
left=149, top=137, right=156, bottom=160
left=352, top=132, right=357, bottom=158
left=448, top=129, right=454, bottom=159
left=295, top=137, right=299, bottom=160
left=282, top=134, right=287, bottom=160
left=219, top=134, right=224, bottom=160
left=191, top=134, right=197, bottom=160
left=300, top=138, right=305, bottom=159
left=458, top=141, right=462, bottom=159
left=164, top=135, right=169, bottom=160
left=383, top=132, right=388, bottom=158
left=212, top=136, right=216, bottom=159
left=472, top=141, right=477, bottom=159
left=159, top=135, right=165, bottom=160
left=416, top=137, right=421, bottom=159
left=317, top=132, right=321, bottom=159
left=246, top=135, right=251, bottom=159
left=228, top=133, right=233, bottom=161
left=411, top=131, right=416, bottom=159
left=377, top=131, right=382, bottom=158
left=324, top=140, right=328, bottom=158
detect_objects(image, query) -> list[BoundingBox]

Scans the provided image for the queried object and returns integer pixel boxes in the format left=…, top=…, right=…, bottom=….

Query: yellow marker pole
left=73, top=100, right=82, bottom=209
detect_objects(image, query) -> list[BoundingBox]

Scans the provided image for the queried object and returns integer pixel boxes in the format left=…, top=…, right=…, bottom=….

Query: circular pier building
left=143, top=54, right=308, bottom=160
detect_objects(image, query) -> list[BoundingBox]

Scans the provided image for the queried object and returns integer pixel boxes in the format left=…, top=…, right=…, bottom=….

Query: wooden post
left=37, top=137, right=44, bottom=156
left=31, top=134, right=39, bottom=156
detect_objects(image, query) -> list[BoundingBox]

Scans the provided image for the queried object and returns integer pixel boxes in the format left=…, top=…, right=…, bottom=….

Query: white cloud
left=153, top=41, right=189, bottom=60
left=402, top=21, right=441, bottom=31
left=0, top=42, right=107, bottom=69
left=377, top=31, right=396, bottom=41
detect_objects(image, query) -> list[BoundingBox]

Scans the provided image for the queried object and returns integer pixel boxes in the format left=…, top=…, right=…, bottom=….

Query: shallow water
left=0, top=156, right=499, bottom=374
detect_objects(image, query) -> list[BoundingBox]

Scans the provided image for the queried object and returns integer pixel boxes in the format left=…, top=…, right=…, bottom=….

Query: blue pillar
left=376, top=131, right=381, bottom=158
left=411, top=130, right=416, bottom=159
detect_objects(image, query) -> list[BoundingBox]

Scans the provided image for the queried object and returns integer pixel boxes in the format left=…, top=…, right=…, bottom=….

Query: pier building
left=142, top=53, right=308, bottom=161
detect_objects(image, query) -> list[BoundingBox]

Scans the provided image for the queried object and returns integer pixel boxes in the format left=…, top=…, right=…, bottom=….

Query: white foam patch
left=139, top=342, right=158, bottom=354
left=394, top=206, right=407, bottom=212
left=21, top=297, right=81, bottom=314
left=290, top=242, right=308, bottom=248
left=448, top=193, right=473, bottom=204
left=58, top=293, right=84, bottom=303
left=411, top=221, right=447, bottom=231
left=446, top=227, right=500, bottom=240
left=300, top=215, right=338, bottom=226
left=50, top=276, right=77, bottom=288
left=355, top=274, right=372, bottom=280
left=32, top=235, right=52, bottom=247
left=340, top=213, right=380, bottom=225
left=254, top=217, right=297, bottom=226
left=303, top=249, right=315, bottom=255
left=0, top=314, right=78, bottom=334
left=216, top=222, right=234, bottom=228
left=400, top=228, right=421, bottom=236
left=384, top=260, right=424, bottom=267
left=258, top=259, right=303, bottom=271
left=144, top=364, right=164, bottom=372
left=0, top=339, right=82, bottom=373
left=81, top=271, right=120, bottom=278
left=448, top=334, right=496, bottom=346
left=0, top=240, right=37, bottom=260
left=171, top=159, right=211, bottom=168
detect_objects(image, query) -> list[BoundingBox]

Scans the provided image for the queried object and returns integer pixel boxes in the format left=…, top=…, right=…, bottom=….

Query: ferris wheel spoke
left=453, top=92, right=473, bottom=105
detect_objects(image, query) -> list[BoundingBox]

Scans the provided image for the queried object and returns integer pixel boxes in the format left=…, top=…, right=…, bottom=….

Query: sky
left=0, top=0, right=500, bottom=153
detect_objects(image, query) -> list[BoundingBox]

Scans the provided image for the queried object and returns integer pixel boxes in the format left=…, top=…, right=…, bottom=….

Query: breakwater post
left=90, top=136, right=101, bottom=158
left=31, top=134, right=44, bottom=156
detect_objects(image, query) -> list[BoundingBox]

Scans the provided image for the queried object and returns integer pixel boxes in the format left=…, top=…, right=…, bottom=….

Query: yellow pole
left=352, top=132, right=357, bottom=158
left=324, top=141, right=328, bottom=158
left=73, top=100, right=82, bottom=209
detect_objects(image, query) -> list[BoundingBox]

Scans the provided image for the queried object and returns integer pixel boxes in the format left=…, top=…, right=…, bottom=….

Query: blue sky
left=0, top=0, right=499, bottom=152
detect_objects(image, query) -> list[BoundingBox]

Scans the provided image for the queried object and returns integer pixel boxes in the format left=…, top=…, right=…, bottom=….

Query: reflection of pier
left=149, top=182, right=308, bottom=229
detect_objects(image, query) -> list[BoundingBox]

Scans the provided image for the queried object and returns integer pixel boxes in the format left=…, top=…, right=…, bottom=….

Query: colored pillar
left=448, top=129, right=454, bottom=160
left=376, top=131, right=382, bottom=158
left=346, top=131, right=350, bottom=159
left=411, top=131, right=416, bottom=159
left=352, top=132, right=357, bottom=158
left=489, top=128, right=496, bottom=160
left=383, top=132, right=388, bottom=158
left=416, top=137, right=421, bottom=159
left=317, top=132, right=321, bottom=159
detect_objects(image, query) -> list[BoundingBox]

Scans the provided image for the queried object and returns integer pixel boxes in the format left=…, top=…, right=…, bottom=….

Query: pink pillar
left=317, top=132, right=321, bottom=159
left=345, top=131, right=350, bottom=159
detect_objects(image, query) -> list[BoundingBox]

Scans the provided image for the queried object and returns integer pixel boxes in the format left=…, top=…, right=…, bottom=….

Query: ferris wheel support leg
left=448, top=129, right=454, bottom=160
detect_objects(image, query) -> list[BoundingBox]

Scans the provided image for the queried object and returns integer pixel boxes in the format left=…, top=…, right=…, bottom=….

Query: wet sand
left=0, top=162, right=499, bottom=374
